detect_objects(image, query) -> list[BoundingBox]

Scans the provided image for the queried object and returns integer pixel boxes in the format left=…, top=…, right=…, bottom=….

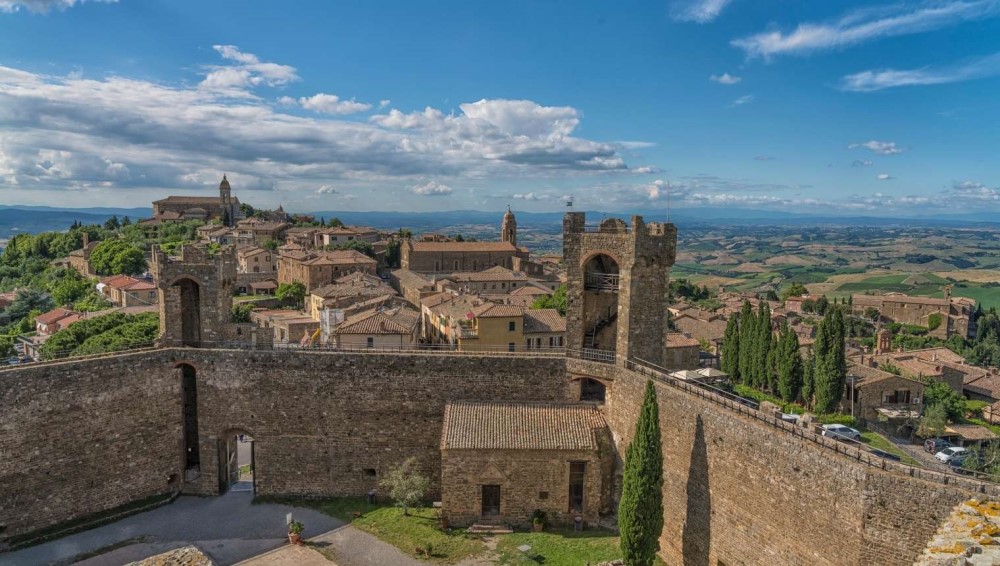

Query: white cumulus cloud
left=849, top=140, right=905, bottom=155
left=299, top=93, right=372, bottom=115
left=710, top=73, right=742, bottom=85
left=411, top=181, right=453, bottom=196
left=0, top=0, right=115, bottom=13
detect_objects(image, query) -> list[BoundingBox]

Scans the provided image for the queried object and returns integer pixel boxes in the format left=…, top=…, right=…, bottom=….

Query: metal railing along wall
left=625, top=357, right=1000, bottom=494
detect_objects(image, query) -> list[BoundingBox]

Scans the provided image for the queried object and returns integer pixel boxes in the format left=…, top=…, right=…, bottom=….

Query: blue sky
left=1, top=0, right=1000, bottom=215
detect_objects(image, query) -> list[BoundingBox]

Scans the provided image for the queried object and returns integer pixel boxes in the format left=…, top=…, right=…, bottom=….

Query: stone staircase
left=467, top=524, right=513, bottom=535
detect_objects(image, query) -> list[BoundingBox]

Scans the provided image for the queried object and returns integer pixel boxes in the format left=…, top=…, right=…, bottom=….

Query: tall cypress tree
left=619, top=380, right=665, bottom=566
left=813, top=310, right=846, bottom=413
left=777, top=323, right=803, bottom=403
left=737, top=301, right=755, bottom=385
left=802, top=351, right=816, bottom=408
left=754, top=302, right=772, bottom=390
left=721, top=314, right=740, bottom=381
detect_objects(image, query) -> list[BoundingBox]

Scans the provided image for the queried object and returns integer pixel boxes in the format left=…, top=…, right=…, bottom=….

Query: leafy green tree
left=917, top=402, right=947, bottom=439
left=780, top=283, right=807, bottom=300
left=923, top=379, right=966, bottom=422
left=618, top=380, right=664, bottom=566
left=721, top=314, right=740, bottom=381
left=330, top=240, right=375, bottom=258
left=385, top=238, right=402, bottom=268
left=7, top=288, right=54, bottom=321
left=532, top=285, right=567, bottom=316
left=231, top=303, right=255, bottom=323
left=39, top=312, right=158, bottom=359
left=776, top=323, right=803, bottom=403
left=50, top=273, right=92, bottom=307
left=89, top=239, right=147, bottom=276
left=103, top=215, right=120, bottom=231
left=814, top=295, right=830, bottom=316
left=380, top=457, right=431, bottom=516
left=276, top=282, right=306, bottom=308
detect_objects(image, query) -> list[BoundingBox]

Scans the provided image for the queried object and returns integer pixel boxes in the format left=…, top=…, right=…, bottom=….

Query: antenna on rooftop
left=666, top=180, right=671, bottom=223
left=566, top=194, right=574, bottom=210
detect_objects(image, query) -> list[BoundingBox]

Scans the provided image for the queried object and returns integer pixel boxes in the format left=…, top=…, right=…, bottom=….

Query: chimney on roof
left=82, top=233, right=89, bottom=248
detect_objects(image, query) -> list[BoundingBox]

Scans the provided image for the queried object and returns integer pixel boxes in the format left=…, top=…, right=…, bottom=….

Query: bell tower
left=219, top=174, right=233, bottom=227
left=501, top=206, right=517, bottom=247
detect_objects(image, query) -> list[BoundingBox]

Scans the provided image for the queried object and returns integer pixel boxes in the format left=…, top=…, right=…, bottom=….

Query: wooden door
left=481, top=485, right=500, bottom=517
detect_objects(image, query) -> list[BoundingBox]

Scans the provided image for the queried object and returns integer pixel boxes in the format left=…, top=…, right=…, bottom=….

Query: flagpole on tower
left=666, top=180, right=671, bottom=223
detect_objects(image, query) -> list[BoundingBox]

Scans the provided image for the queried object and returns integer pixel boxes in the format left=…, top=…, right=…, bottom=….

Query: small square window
left=508, top=321, right=516, bottom=332
left=538, top=491, right=549, bottom=500
left=364, top=468, right=377, bottom=477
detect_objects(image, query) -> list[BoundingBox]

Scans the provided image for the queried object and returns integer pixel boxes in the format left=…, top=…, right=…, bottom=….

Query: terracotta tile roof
left=673, top=316, right=727, bottom=343
left=334, top=307, right=420, bottom=335
left=509, top=284, right=552, bottom=296
left=966, top=375, right=1000, bottom=400
left=101, top=275, right=155, bottom=291
left=523, top=309, right=566, bottom=333
left=853, top=293, right=968, bottom=308
left=945, top=423, right=998, bottom=441
left=441, top=402, right=607, bottom=451
left=666, top=333, right=700, bottom=348
left=153, top=195, right=222, bottom=205
left=409, top=241, right=519, bottom=253
left=35, top=308, right=77, bottom=325
left=847, top=363, right=922, bottom=387
left=475, top=304, right=525, bottom=318
left=311, top=280, right=394, bottom=300
left=448, top=266, right=528, bottom=282
left=391, top=269, right=433, bottom=290
left=238, top=247, right=270, bottom=258
left=281, top=249, right=377, bottom=266
left=236, top=219, right=289, bottom=231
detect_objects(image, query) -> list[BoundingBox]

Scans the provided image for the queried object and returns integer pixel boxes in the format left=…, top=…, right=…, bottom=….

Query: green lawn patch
left=255, top=496, right=484, bottom=563
left=495, top=529, right=666, bottom=565
left=860, top=431, right=919, bottom=466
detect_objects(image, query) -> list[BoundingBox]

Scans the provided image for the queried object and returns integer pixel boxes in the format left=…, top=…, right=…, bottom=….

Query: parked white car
left=821, top=424, right=861, bottom=442
left=935, top=446, right=968, bottom=464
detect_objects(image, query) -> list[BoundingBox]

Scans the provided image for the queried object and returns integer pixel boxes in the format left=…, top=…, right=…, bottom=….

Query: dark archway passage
left=179, top=363, right=201, bottom=482
left=218, top=431, right=255, bottom=495
left=582, top=253, right=620, bottom=357
left=174, top=278, right=201, bottom=347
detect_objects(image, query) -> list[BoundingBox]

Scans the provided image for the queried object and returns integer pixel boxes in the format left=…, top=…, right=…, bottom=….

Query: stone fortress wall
left=0, top=209, right=991, bottom=564
left=0, top=349, right=569, bottom=543
left=0, top=347, right=991, bottom=564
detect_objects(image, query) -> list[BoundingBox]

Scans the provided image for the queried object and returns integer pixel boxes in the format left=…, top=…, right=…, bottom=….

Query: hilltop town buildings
left=852, top=289, right=975, bottom=339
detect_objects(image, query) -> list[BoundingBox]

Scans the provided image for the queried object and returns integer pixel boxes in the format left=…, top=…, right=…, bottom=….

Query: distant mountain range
left=0, top=204, right=998, bottom=240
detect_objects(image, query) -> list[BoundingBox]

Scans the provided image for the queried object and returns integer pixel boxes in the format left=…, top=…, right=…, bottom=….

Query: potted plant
left=531, top=509, right=547, bottom=532
left=288, top=520, right=304, bottom=545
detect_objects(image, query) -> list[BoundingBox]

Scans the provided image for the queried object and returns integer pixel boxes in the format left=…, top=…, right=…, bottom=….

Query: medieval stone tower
left=152, top=245, right=238, bottom=347
left=563, top=212, right=676, bottom=366
left=501, top=206, right=517, bottom=246
left=219, top=175, right=234, bottom=227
